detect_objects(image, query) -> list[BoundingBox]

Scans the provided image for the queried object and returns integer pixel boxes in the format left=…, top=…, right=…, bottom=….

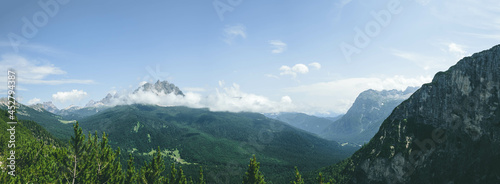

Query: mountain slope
left=323, top=45, right=500, bottom=183
left=0, top=99, right=74, bottom=140
left=265, top=112, right=340, bottom=135
left=322, top=88, right=417, bottom=145
left=78, top=104, right=354, bottom=183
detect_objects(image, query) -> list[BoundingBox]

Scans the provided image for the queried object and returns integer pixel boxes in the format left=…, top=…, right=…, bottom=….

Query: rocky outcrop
left=342, top=44, right=500, bottom=183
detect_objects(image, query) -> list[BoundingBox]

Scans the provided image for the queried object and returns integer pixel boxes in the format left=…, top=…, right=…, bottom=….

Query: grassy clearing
left=58, top=120, right=76, bottom=124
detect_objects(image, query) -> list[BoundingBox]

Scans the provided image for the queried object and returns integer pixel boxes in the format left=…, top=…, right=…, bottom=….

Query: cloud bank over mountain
left=97, top=80, right=297, bottom=114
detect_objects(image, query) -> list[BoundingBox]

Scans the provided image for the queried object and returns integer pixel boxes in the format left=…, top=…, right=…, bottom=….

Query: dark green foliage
left=169, top=163, right=178, bottom=183
left=242, top=155, right=266, bottom=184
left=76, top=104, right=352, bottom=182
left=19, top=120, right=65, bottom=146
left=125, top=154, right=138, bottom=183
left=0, top=110, right=208, bottom=184
left=0, top=109, right=61, bottom=183
left=178, top=166, right=187, bottom=184
left=317, top=172, right=324, bottom=184
left=0, top=102, right=74, bottom=140
left=0, top=104, right=355, bottom=183
left=198, top=166, right=206, bottom=184
left=140, top=147, right=165, bottom=184
left=291, top=166, right=304, bottom=184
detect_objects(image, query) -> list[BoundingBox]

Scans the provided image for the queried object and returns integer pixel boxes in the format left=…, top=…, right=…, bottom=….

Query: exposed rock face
left=41, top=101, right=60, bottom=114
left=99, top=93, right=114, bottom=104
left=29, top=101, right=60, bottom=114
left=322, top=88, right=417, bottom=145
left=343, top=45, right=500, bottom=183
left=133, top=80, right=184, bottom=96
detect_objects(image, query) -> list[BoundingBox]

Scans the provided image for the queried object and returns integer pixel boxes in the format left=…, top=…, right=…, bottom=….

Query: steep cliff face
left=339, top=45, right=500, bottom=183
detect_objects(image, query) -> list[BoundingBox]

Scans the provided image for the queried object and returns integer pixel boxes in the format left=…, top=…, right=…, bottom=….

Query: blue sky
left=0, top=0, right=499, bottom=115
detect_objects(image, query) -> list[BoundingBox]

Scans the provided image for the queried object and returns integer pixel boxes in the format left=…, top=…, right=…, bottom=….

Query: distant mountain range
left=266, top=88, right=417, bottom=146
left=27, top=78, right=419, bottom=151
left=264, top=112, right=343, bottom=136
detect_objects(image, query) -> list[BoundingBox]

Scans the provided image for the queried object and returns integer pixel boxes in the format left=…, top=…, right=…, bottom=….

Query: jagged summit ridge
left=133, top=80, right=184, bottom=96
left=321, top=87, right=418, bottom=144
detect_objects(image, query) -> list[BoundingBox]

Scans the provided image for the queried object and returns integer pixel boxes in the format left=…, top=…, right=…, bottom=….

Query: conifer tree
left=317, top=172, right=325, bottom=184
left=189, top=176, right=194, bottom=184
left=69, top=122, right=90, bottom=184
left=125, top=154, right=138, bottom=183
left=291, top=166, right=304, bottom=184
left=198, top=166, right=206, bottom=184
left=169, top=163, right=178, bottom=183
left=140, top=147, right=165, bottom=184
left=242, top=155, right=266, bottom=184
left=87, top=132, right=122, bottom=183
left=178, top=166, right=187, bottom=184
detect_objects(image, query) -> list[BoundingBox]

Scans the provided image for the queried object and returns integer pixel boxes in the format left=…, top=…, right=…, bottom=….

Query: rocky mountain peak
left=42, top=101, right=59, bottom=113
left=133, top=80, right=184, bottom=96
left=322, top=88, right=417, bottom=144
left=29, top=101, right=60, bottom=114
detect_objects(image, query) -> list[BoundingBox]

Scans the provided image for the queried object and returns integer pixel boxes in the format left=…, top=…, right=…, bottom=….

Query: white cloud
left=269, top=40, right=287, bottom=54
left=52, top=89, right=88, bottom=103
left=223, top=24, right=246, bottom=44
left=0, top=54, right=94, bottom=89
left=448, top=42, right=466, bottom=57
left=27, top=98, right=41, bottom=105
left=285, top=75, right=432, bottom=113
left=204, top=82, right=296, bottom=113
left=293, top=64, right=309, bottom=74
left=279, top=64, right=309, bottom=78
left=265, top=74, right=280, bottom=79
left=280, top=96, right=292, bottom=104
left=308, top=62, right=321, bottom=69
left=105, top=81, right=296, bottom=113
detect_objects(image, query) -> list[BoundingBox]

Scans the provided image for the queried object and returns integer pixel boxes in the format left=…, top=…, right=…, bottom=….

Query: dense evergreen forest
left=0, top=108, right=344, bottom=183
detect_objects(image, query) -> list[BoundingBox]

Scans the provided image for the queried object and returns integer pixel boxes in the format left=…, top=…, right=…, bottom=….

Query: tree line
left=0, top=120, right=339, bottom=183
